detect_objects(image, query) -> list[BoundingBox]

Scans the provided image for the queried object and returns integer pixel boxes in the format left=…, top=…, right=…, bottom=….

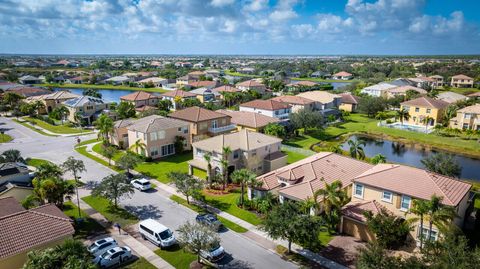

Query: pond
left=341, top=135, right=480, bottom=181
left=54, top=88, right=163, bottom=103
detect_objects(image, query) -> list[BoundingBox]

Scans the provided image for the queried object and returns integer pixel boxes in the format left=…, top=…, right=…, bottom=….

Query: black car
left=195, top=213, right=223, bottom=231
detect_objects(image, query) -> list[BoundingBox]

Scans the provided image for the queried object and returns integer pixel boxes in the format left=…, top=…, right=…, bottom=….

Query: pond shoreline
left=36, top=83, right=168, bottom=93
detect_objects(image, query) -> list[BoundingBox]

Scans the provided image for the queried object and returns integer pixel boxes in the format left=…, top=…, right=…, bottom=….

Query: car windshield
left=209, top=244, right=221, bottom=252
left=141, top=182, right=150, bottom=185
left=158, top=229, right=173, bottom=240
left=100, top=251, right=112, bottom=259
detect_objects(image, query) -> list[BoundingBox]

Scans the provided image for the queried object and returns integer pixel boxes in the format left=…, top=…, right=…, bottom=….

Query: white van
left=139, top=219, right=176, bottom=248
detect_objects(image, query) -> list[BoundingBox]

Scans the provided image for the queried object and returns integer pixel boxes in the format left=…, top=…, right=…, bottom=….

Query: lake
left=54, top=88, right=163, bottom=103
left=341, top=135, right=480, bottom=181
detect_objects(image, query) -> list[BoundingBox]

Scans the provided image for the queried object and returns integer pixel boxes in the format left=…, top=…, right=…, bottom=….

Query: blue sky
left=0, top=0, right=479, bottom=55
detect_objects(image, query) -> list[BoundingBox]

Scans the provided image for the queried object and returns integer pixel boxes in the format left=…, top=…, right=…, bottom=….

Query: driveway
left=320, top=235, right=366, bottom=268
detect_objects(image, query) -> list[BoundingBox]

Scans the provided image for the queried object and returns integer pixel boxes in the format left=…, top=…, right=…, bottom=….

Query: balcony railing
left=208, top=124, right=237, bottom=133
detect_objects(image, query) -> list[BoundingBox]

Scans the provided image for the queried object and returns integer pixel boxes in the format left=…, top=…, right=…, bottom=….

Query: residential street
left=0, top=117, right=297, bottom=269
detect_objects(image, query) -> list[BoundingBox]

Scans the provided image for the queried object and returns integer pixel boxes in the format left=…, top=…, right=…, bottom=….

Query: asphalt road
left=0, top=117, right=297, bottom=269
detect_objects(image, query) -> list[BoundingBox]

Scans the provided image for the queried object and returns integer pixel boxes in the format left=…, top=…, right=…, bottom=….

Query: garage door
left=342, top=218, right=375, bottom=242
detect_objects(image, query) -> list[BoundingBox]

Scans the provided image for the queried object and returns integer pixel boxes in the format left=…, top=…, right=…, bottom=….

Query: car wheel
left=141, top=234, right=146, bottom=240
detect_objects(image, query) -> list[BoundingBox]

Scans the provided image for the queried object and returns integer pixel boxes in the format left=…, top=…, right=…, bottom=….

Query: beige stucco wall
left=0, top=236, right=72, bottom=269
left=339, top=103, right=355, bottom=112
left=450, top=111, right=480, bottom=130
left=123, top=98, right=159, bottom=108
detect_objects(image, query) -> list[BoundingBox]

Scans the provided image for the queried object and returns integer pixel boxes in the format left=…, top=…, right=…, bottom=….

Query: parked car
left=195, top=213, right=223, bottom=231
left=87, top=237, right=117, bottom=257
left=139, top=219, right=176, bottom=248
left=131, top=178, right=152, bottom=191
left=200, top=243, right=225, bottom=263
left=94, top=246, right=132, bottom=268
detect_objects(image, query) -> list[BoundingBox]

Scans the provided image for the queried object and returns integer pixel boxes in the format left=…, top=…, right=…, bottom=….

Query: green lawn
left=13, top=119, right=57, bottom=136
left=36, top=83, right=168, bottom=93
left=285, top=113, right=480, bottom=157
left=24, top=117, right=89, bottom=134
left=154, top=245, right=197, bottom=269
left=81, top=195, right=139, bottom=227
left=124, top=257, right=157, bottom=269
left=170, top=195, right=248, bottom=233
left=92, top=142, right=125, bottom=161
left=135, top=152, right=193, bottom=183
left=224, top=71, right=262, bottom=78
left=283, top=150, right=309, bottom=164
left=203, top=190, right=262, bottom=226
left=443, top=87, right=480, bottom=95
left=75, top=146, right=122, bottom=172
left=75, top=138, right=99, bottom=147
left=0, top=133, right=12, bottom=143
left=62, top=201, right=105, bottom=239
left=26, top=158, right=53, bottom=168
left=192, top=167, right=207, bottom=179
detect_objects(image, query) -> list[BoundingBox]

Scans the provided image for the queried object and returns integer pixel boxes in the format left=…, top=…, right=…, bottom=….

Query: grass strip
left=75, top=146, right=122, bottom=172
left=82, top=195, right=138, bottom=227
left=13, top=119, right=57, bottom=136
left=154, top=245, right=196, bottom=269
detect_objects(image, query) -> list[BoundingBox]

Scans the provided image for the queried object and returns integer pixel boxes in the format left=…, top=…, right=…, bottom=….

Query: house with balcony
left=216, top=109, right=280, bottom=132
left=343, top=164, right=471, bottom=245
left=239, top=100, right=291, bottom=121
left=270, top=95, right=315, bottom=113
left=120, top=91, right=160, bottom=111
left=160, top=89, right=198, bottom=110
left=168, top=106, right=236, bottom=143
left=63, top=95, right=113, bottom=125
left=451, top=74, right=474, bottom=88
left=429, top=75, right=444, bottom=88
left=188, top=129, right=286, bottom=179
left=124, top=115, right=190, bottom=159
left=400, top=96, right=449, bottom=127
left=449, top=104, right=480, bottom=130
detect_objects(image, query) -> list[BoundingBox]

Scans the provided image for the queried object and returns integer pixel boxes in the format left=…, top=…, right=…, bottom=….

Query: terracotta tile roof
left=6, top=87, right=51, bottom=97
left=236, top=79, right=265, bottom=88
left=240, top=99, right=290, bottom=111
left=120, top=91, right=159, bottom=101
left=271, top=95, right=314, bottom=106
left=341, top=200, right=387, bottom=222
left=135, top=105, right=157, bottom=112
left=333, top=71, right=352, bottom=77
left=169, top=106, right=228, bottom=123
left=216, top=109, right=279, bottom=129
left=127, top=115, right=188, bottom=133
left=114, top=118, right=135, bottom=128
left=354, top=164, right=471, bottom=206
left=458, top=104, right=480, bottom=114
left=429, top=75, right=443, bottom=79
left=339, top=93, right=361, bottom=104
left=161, top=89, right=197, bottom=98
left=188, top=81, right=217, bottom=88
left=212, top=85, right=242, bottom=93
left=257, top=152, right=373, bottom=195
left=287, top=81, right=318, bottom=87
left=30, top=204, right=70, bottom=219
left=0, top=197, right=24, bottom=217
left=452, top=74, right=473, bottom=80
left=401, top=96, right=448, bottom=109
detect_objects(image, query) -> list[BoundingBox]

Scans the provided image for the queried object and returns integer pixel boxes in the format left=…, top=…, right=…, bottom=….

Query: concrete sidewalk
left=75, top=192, right=174, bottom=269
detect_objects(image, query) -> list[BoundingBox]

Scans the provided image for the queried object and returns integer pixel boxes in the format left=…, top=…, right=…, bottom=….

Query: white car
left=94, top=246, right=132, bottom=268
left=131, top=178, right=152, bottom=191
left=87, top=237, right=117, bottom=257
left=200, top=244, right=225, bottom=262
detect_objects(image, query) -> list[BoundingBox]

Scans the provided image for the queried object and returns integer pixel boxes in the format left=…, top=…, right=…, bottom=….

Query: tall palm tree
left=409, top=199, right=430, bottom=250
left=30, top=177, right=74, bottom=208
left=221, top=146, right=232, bottom=190
left=129, top=139, right=147, bottom=156
left=396, top=108, right=410, bottom=125
left=443, top=105, right=458, bottom=125
left=313, top=179, right=347, bottom=230
left=348, top=139, right=366, bottom=160
left=62, top=157, right=86, bottom=219
left=422, top=116, right=434, bottom=132
left=330, top=144, right=343, bottom=154
left=57, top=106, right=70, bottom=125
left=231, top=168, right=261, bottom=207
left=2, top=149, right=24, bottom=163
left=36, top=162, right=63, bottom=180
left=203, top=152, right=213, bottom=186
left=94, top=114, right=114, bottom=144
left=425, top=195, right=457, bottom=241
left=370, top=153, right=387, bottom=164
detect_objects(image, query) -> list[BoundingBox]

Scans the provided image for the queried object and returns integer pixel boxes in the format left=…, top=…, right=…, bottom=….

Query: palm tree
left=2, top=149, right=24, bottom=163
left=396, top=108, right=410, bottom=125
left=348, top=139, right=366, bottom=160
left=30, top=177, right=74, bottom=208
left=313, top=179, right=347, bottom=230
left=370, top=154, right=387, bottom=164
left=330, top=144, right=343, bottom=154
left=443, top=105, right=458, bottom=125
left=409, top=199, right=430, bottom=250
left=74, top=112, right=83, bottom=129
left=36, top=162, right=63, bottom=180
left=203, top=152, right=213, bottom=186
left=221, top=146, right=232, bottom=190
left=422, top=116, right=434, bottom=132
left=425, top=195, right=457, bottom=241
left=57, top=106, right=70, bottom=125
left=231, top=168, right=261, bottom=207
left=94, top=114, right=114, bottom=144
left=62, top=157, right=86, bottom=219
left=129, top=139, right=146, bottom=156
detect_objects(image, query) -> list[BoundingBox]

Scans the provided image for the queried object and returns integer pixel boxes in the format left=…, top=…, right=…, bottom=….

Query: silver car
left=94, top=246, right=132, bottom=268
left=87, top=237, right=117, bottom=257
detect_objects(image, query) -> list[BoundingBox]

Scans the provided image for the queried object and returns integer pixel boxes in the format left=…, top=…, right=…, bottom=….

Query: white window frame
left=157, top=130, right=165, bottom=140
left=418, top=226, right=438, bottom=242
left=150, top=132, right=157, bottom=141
left=381, top=190, right=393, bottom=203
left=400, top=195, right=411, bottom=212
left=354, top=183, right=364, bottom=199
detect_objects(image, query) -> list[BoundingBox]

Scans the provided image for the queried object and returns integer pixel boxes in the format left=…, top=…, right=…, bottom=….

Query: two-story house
left=168, top=106, right=236, bottom=142
left=339, top=93, right=361, bottom=112
left=216, top=109, right=280, bottom=132
left=120, top=91, right=160, bottom=111
left=239, top=100, right=291, bottom=121
left=25, top=90, right=80, bottom=114
left=400, top=96, right=449, bottom=126
left=451, top=74, right=474, bottom=88
left=62, top=96, right=113, bottom=125
left=449, top=104, right=480, bottom=130
left=188, top=129, right=286, bottom=179
left=236, top=79, right=267, bottom=94
left=343, top=164, right=471, bottom=244
left=270, top=96, right=315, bottom=113
left=160, top=89, right=198, bottom=110
left=384, top=86, right=427, bottom=99
left=429, top=75, right=444, bottom=88
left=125, top=115, right=190, bottom=159
left=296, top=90, right=342, bottom=117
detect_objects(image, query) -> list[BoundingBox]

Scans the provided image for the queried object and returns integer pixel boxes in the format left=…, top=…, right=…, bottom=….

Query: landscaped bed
left=81, top=195, right=139, bottom=227
left=26, top=158, right=53, bottom=167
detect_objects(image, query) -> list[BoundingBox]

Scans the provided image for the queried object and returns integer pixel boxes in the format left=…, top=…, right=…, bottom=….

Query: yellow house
left=216, top=109, right=280, bottom=132
left=0, top=197, right=74, bottom=269
left=342, top=164, right=471, bottom=245
left=339, top=93, right=361, bottom=112
left=449, top=104, right=480, bottom=130
left=25, top=90, right=80, bottom=114
left=400, top=96, right=448, bottom=126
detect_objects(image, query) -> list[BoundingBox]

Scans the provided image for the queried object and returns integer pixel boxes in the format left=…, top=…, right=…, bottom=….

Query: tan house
left=168, top=106, right=236, bottom=142
left=110, top=118, right=135, bottom=148
left=25, top=90, right=80, bottom=114
left=429, top=75, right=444, bottom=88
left=188, top=129, right=286, bottom=178
left=332, top=71, right=353, bottom=80
left=296, top=91, right=342, bottom=114
left=449, top=104, right=480, bottom=130
left=211, top=85, right=242, bottom=99
left=239, top=100, right=292, bottom=121
left=126, top=115, right=190, bottom=159
left=451, top=74, right=474, bottom=88
left=400, top=96, right=449, bottom=126
left=384, top=85, right=427, bottom=99
left=160, top=89, right=197, bottom=110
left=120, top=91, right=160, bottom=109
left=255, top=152, right=373, bottom=204
left=339, top=93, right=361, bottom=112
left=270, top=95, right=315, bottom=113
left=343, top=164, right=471, bottom=244
left=63, top=95, right=113, bottom=125
left=0, top=197, right=74, bottom=269
left=216, top=109, right=280, bottom=132
left=236, top=79, right=267, bottom=94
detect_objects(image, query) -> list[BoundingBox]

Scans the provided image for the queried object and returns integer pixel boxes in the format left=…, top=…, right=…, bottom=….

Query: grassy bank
left=37, top=83, right=168, bottom=93
left=92, top=142, right=124, bottom=161
left=135, top=152, right=192, bottom=183
left=26, top=158, right=53, bottom=167
left=82, top=195, right=138, bottom=227
left=154, top=245, right=196, bottom=269
left=12, top=119, right=57, bottom=136
left=24, top=117, right=90, bottom=134
left=62, top=201, right=106, bottom=239
left=75, top=138, right=99, bottom=147
left=75, top=146, right=122, bottom=172
left=0, top=134, right=12, bottom=143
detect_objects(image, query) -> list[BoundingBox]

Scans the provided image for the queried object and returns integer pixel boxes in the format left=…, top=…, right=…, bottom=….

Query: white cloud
left=210, top=0, right=235, bottom=8
left=243, top=0, right=268, bottom=12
